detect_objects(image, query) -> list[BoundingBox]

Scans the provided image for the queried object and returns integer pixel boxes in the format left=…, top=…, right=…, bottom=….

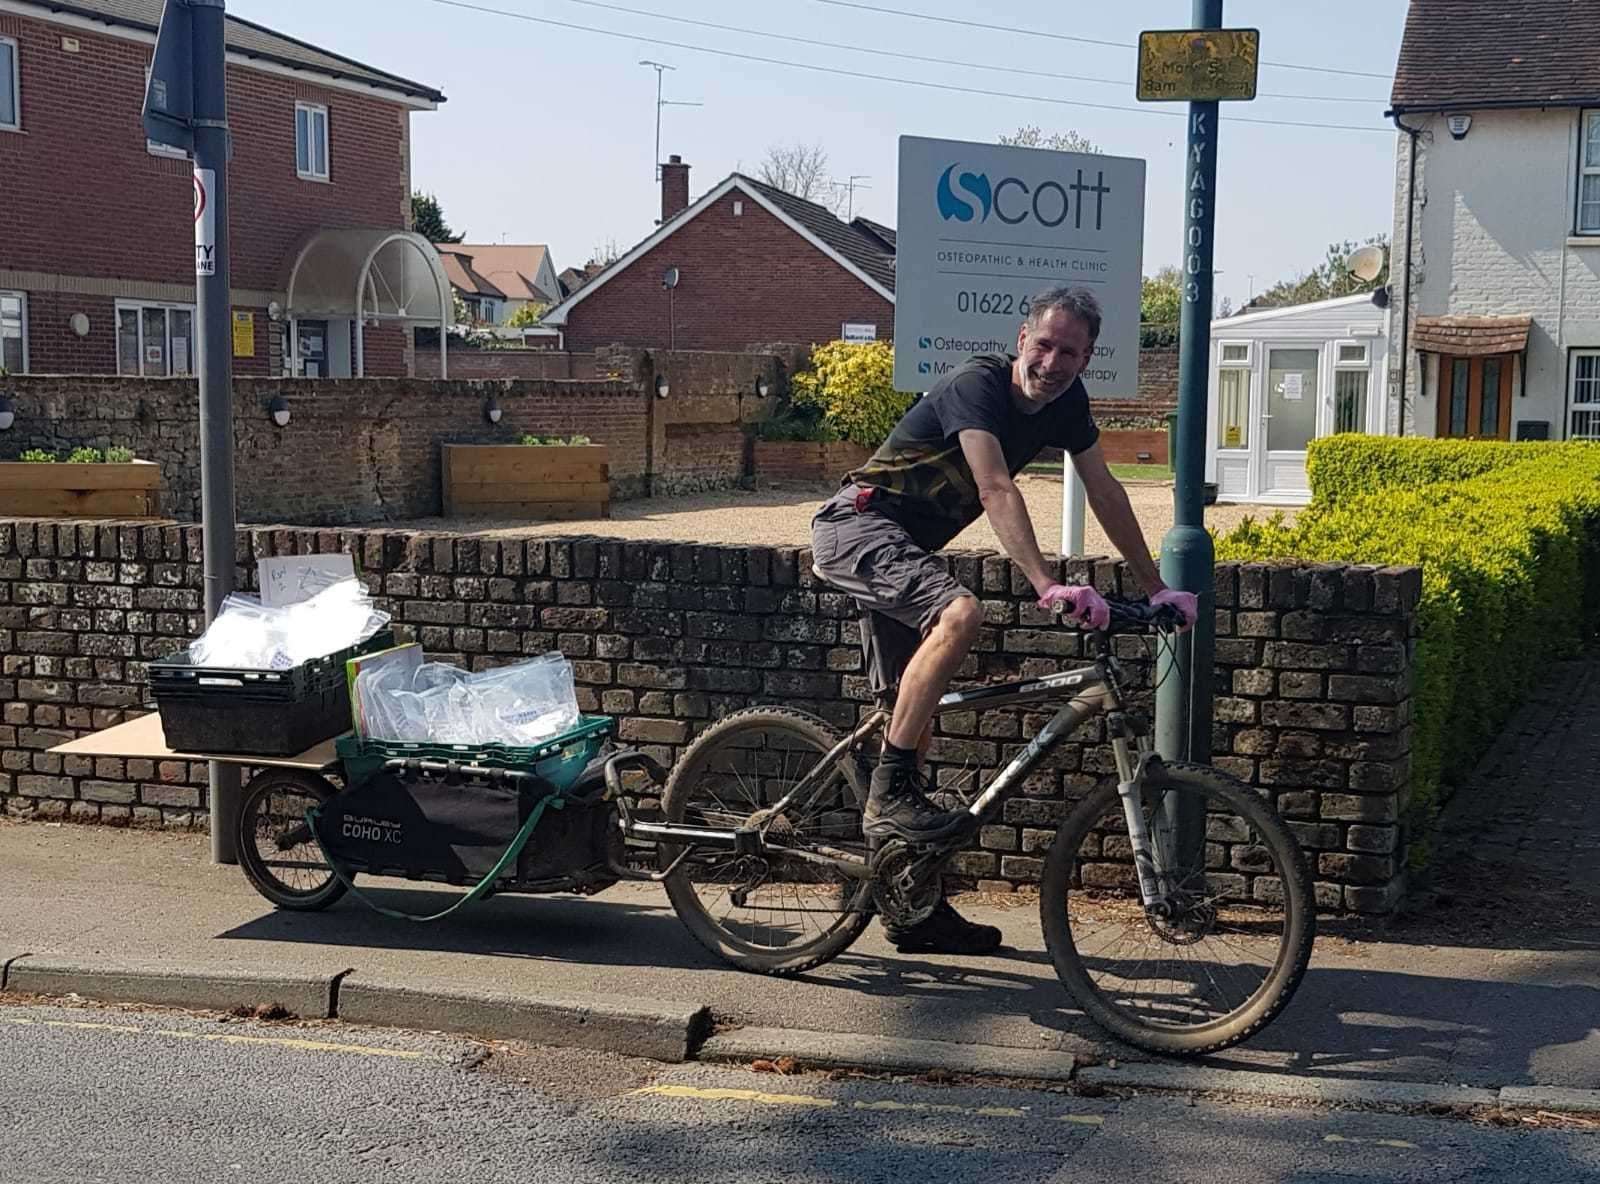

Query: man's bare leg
left=886, top=595, right=982, bottom=749
left=865, top=596, right=982, bottom=841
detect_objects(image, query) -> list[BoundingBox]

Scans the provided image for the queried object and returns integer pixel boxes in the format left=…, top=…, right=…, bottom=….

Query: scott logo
left=936, top=163, right=1112, bottom=231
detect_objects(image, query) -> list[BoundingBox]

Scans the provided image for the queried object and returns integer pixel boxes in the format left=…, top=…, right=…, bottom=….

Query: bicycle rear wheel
left=1040, top=760, right=1315, bottom=1055
left=660, top=707, right=874, bottom=975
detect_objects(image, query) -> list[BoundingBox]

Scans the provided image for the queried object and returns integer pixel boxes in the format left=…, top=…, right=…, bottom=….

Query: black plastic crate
left=149, top=629, right=395, bottom=757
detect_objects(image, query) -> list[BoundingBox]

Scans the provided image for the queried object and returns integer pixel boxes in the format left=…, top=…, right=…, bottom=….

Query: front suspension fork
left=1110, top=734, right=1172, bottom=911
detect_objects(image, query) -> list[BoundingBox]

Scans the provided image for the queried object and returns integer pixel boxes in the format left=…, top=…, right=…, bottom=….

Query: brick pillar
left=661, top=154, right=689, bottom=222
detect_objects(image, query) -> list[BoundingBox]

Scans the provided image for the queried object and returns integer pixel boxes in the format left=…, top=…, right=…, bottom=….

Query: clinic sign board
left=893, top=135, right=1145, bottom=397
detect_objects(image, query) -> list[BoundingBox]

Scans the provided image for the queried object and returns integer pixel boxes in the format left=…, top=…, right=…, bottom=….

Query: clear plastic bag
left=354, top=653, right=580, bottom=745
left=187, top=578, right=390, bottom=670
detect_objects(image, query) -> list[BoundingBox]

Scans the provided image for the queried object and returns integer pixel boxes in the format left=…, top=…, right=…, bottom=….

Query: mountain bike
left=630, top=596, right=1316, bottom=1056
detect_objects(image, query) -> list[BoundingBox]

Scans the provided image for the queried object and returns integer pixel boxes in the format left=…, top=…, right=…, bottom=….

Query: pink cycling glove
left=1151, top=587, right=1200, bottom=631
left=1038, top=583, right=1110, bottom=630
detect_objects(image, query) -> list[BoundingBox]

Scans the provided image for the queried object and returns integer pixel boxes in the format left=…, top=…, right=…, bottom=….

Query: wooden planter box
left=753, top=440, right=872, bottom=482
left=0, top=459, right=161, bottom=517
left=442, top=444, right=611, bottom=519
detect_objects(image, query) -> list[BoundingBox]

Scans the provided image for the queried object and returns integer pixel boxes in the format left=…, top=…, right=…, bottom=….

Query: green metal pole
left=1156, top=0, right=1221, bottom=855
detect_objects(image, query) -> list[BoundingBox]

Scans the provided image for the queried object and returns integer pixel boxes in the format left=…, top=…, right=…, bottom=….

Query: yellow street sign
left=1137, top=28, right=1260, bottom=102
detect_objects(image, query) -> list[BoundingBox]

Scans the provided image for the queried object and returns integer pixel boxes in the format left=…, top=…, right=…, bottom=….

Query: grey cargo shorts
left=810, top=489, right=974, bottom=704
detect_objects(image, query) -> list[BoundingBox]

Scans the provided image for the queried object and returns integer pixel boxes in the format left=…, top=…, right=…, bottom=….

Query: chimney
left=661, top=154, right=690, bottom=222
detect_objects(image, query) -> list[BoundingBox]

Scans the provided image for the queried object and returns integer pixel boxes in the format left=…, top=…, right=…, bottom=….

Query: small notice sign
left=841, top=322, right=877, bottom=343
left=232, top=311, right=255, bottom=357
left=1137, top=29, right=1260, bottom=102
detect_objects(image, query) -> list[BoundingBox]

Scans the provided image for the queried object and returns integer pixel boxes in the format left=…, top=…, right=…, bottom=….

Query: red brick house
left=0, top=0, right=448, bottom=379
left=543, top=155, right=896, bottom=352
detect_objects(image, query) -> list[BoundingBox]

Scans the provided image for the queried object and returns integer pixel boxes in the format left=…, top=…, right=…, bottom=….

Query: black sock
left=879, top=741, right=918, bottom=770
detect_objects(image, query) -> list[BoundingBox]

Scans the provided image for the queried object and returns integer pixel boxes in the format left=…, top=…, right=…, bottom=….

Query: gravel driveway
left=394, top=475, right=1288, bottom=560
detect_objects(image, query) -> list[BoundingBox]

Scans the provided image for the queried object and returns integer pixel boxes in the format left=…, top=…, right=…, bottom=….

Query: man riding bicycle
left=810, top=285, right=1198, bottom=955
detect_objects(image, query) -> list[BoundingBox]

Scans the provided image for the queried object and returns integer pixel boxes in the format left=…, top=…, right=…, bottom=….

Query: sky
left=227, top=0, right=1409, bottom=312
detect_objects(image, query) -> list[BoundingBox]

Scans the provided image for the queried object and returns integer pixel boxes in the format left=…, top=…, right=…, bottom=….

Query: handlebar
left=1049, top=593, right=1187, bottom=634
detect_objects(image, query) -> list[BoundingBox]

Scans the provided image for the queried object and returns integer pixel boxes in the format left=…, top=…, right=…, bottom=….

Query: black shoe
left=864, top=763, right=963, bottom=841
left=884, top=900, right=1004, bottom=955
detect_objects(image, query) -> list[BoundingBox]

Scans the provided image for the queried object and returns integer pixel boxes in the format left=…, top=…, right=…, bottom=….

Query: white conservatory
left=1205, top=293, right=1390, bottom=505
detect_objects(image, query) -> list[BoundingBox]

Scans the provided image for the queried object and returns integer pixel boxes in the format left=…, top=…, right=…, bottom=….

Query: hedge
left=1218, top=435, right=1600, bottom=862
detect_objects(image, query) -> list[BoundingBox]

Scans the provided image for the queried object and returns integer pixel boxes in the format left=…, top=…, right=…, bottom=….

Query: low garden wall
left=0, top=517, right=1421, bottom=913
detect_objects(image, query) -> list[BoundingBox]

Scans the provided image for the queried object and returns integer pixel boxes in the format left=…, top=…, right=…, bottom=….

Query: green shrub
left=755, top=407, right=837, bottom=443
left=519, top=434, right=592, bottom=446
left=105, top=446, right=135, bottom=463
left=790, top=340, right=915, bottom=448
left=67, top=446, right=104, bottom=464
left=1306, top=433, right=1567, bottom=506
left=1218, top=438, right=1600, bottom=862
left=19, top=449, right=56, bottom=463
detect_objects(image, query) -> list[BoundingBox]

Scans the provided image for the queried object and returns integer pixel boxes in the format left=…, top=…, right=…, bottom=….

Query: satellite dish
left=1345, top=245, right=1386, bottom=283
left=662, top=266, right=680, bottom=290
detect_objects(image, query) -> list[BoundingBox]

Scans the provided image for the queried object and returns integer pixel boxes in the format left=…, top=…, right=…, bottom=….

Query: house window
left=1570, top=350, right=1600, bottom=440
left=1333, top=342, right=1371, bottom=434
left=295, top=102, right=329, bottom=180
left=1, top=36, right=19, bottom=131
left=1216, top=341, right=1250, bottom=449
left=116, top=301, right=195, bottom=377
left=1580, top=111, right=1600, bottom=234
left=1, top=291, right=26, bottom=373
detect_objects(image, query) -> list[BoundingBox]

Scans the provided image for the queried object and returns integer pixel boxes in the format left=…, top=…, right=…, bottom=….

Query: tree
left=1141, top=266, right=1182, bottom=325
left=758, top=141, right=846, bottom=213
left=1253, top=235, right=1390, bottom=309
left=412, top=191, right=463, bottom=243
left=997, top=125, right=1101, bottom=154
left=507, top=302, right=548, bottom=328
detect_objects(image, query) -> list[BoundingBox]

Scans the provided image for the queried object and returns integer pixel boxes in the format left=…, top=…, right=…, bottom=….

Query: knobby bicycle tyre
left=660, top=706, right=875, bottom=975
left=1040, top=760, right=1316, bottom=1055
left=236, top=768, right=350, bottom=912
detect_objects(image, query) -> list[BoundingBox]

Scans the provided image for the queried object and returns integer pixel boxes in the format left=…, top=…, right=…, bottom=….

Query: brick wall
left=1, top=9, right=417, bottom=375
left=1, top=352, right=783, bottom=520
left=558, top=183, right=895, bottom=353
left=0, top=520, right=1423, bottom=913
left=413, top=351, right=595, bottom=381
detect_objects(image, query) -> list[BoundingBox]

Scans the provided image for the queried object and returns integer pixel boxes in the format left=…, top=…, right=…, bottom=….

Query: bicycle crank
left=869, top=840, right=942, bottom=929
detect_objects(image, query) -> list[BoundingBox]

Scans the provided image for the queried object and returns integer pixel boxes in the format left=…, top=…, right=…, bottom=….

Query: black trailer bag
left=315, top=764, right=553, bottom=883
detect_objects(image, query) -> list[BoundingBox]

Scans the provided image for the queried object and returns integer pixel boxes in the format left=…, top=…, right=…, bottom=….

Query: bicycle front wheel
left=1040, top=760, right=1316, bottom=1055
left=660, top=706, right=874, bottom=975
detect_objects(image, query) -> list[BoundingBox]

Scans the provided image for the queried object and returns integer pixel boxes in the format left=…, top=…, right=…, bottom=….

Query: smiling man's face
left=1014, top=308, right=1094, bottom=404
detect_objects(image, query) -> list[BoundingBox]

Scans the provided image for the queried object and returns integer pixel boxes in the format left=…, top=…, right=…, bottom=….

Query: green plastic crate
left=335, top=715, right=615, bottom=791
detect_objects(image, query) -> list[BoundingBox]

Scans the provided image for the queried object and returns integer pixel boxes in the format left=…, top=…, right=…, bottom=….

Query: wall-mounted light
left=69, top=313, right=91, bottom=338
left=267, top=301, right=284, bottom=323
left=755, top=377, right=771, bottom=398
left=655, top=373, right=670, bottom=399
left=0, top=396, right=14, bottom=432
left=1446, top=113, right=1472, bottom=140
left=267, top=395, right=291, bottom=427
left=485, top=397, right=503, bottom=424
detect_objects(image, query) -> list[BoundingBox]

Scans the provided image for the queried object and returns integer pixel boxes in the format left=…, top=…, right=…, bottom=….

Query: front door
left=1436, top=354, right=1512, bottom=439
left=1260, top=346, right=1319, bottom=498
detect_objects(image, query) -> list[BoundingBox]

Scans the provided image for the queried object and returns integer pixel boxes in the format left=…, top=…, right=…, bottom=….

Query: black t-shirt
left=843, top=353, right=1099, bottom=551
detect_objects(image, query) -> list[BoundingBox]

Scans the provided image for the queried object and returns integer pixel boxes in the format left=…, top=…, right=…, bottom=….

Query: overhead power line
left=812, top=0, right=1395, bottom=81
left=422, top=0, right=1390, bottom=135
left=550, top=0, right=1385, bottom=105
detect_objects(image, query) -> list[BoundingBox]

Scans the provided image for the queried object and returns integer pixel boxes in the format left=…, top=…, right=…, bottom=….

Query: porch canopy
left=284, top=229, right=451, bottom=376
left=1412, top=314, right=1531, bottom=357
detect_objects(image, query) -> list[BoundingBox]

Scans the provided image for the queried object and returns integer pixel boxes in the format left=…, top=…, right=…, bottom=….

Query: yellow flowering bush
left=790, top=340, right=916, bottom=448
left=1219, top=436, right=1600, bottom=859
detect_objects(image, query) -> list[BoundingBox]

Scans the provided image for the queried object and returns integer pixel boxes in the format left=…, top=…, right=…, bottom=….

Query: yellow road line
left=1323, top=1134, right=1419, bottom=1150
left=638, top=1085, right=837, bottom=1108
left=1, top=1015, right=431, bottom=1061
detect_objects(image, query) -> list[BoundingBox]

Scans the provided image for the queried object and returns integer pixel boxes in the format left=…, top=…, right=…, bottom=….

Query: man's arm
left=958, top=429, right=1057, bottom=596
left=1071, top=441, right=1167, bottom=595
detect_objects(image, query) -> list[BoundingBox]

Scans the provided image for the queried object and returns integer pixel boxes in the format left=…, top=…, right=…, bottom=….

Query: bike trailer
left=310, top=716, right=625, bottom=919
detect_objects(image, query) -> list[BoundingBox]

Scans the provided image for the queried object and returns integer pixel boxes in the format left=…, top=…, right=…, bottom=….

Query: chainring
left=870, top=840, right=941, bottom=929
